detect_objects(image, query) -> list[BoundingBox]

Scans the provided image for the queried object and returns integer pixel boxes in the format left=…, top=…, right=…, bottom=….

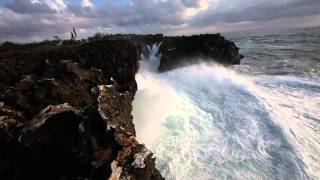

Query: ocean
left=132, top=27, right=320, bottom=180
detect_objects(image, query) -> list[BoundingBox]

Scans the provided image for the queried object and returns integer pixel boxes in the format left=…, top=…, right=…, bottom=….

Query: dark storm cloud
left=191, top=0, right=320, bottom=26
left=181, top=0, right=201, bottom=8
left=5, top=0, right=55, bottom=14
left=0, top=9, right=68, bottom=42
left=0, top=0, right=319, bottom=42
left=107, top=0, right=185, bottom=27
left=0, top=4, right=100, bottom=42
left=71, top=0, right=186, bottom=27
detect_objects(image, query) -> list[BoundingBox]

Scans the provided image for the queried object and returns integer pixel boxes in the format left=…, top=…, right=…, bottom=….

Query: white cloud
left=45, top=0, right=66, bottom=11
left=31, top=0, right=41, bottom=4
left=184, top=0, right=209, bottom=17
left=81, top=0, right=94, bottom=8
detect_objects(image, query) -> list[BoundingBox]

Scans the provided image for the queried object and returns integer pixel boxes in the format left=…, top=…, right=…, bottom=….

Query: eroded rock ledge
left=159, top=34, right=243, bottom=72
left=0, top=33, right=241, bottom=180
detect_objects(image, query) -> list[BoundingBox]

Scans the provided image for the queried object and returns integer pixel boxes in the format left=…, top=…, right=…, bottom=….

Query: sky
left=0, top=0, right=319, bottom=42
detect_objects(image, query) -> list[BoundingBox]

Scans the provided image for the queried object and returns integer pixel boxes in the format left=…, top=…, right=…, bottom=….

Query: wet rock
left=97, top=85, right=163, bottom=179
left=159, top=34, right=243, bottom=72
left=98, top=85, right=135, bottom=135
left=110, top=144, right=164, bottom=180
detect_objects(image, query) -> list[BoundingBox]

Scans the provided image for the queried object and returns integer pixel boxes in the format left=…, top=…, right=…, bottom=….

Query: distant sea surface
left=133, top=27, right=320, bottom=180
left=227, top=27, right=320, bottom=77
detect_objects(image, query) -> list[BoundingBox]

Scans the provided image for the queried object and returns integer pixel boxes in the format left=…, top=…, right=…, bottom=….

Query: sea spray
left=133, top=43, right=319, bottom=179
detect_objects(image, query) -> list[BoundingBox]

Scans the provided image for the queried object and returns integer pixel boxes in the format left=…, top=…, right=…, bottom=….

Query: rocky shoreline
left=159, top=34, right=243, bottom=72
left=0, top=33, right=242, bottom=180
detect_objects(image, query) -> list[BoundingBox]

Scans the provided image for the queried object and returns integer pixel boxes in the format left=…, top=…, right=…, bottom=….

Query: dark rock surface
left=0, top=39, right=163, bottom=180
left=158, top=34, right=243, bottom=72
left=0, top=33, right=241, bottom=180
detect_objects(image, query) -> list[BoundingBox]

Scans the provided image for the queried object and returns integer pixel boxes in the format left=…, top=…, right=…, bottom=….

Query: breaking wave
left=132, top=44, right=320, bottom=180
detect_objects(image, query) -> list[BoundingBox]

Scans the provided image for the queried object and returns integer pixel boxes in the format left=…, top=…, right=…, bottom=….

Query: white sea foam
left=132, top=44, right=320, bottom=180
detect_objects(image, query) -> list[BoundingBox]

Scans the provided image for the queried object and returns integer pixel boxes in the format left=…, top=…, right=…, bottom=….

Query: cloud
left=0, top=0, right=319, bottom=42
left=5, top=0, right=55, bottom=14
left=183, top=0, right=208, bottom=17
left=45, top=0, right=66, bottom=11
left=81, top=0, right=94, bottom=8
left=190, top=0, right=320, bottom=26
left=101, top=0, right=186, bottom=26
left=181, top=0, right=202, bottom=7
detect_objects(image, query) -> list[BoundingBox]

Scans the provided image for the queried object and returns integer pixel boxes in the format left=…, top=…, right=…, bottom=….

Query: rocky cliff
left=0, top=33, right=242, bottom=180
left=0, top=40, right=163, bottom=180
left=159, top=34, right=243, bottom=72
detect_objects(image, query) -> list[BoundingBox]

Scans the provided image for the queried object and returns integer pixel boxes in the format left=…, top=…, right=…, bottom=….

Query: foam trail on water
left=132, top=44, right=320, bottom=180
left=252, top=75, right=320, bottom=179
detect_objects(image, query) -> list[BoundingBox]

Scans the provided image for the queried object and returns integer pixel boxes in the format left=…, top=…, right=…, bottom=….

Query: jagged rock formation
left=158, top=34, right=243, bottom=72
left=0, top=33, right=242, bottom=180
left=0, top=40, right=163, bottom=180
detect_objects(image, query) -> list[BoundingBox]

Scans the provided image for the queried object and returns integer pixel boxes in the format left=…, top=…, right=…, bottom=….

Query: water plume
left=132, top=43, right=319, bottom=179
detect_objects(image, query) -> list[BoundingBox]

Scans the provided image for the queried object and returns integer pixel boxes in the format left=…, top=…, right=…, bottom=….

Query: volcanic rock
left=159, top=34, right=243, bottom=72
left=0, top=38, right=163, bottom=180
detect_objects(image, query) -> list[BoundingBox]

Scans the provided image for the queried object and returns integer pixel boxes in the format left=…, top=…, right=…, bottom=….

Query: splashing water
left=133, top=42, right=320, bottom=179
